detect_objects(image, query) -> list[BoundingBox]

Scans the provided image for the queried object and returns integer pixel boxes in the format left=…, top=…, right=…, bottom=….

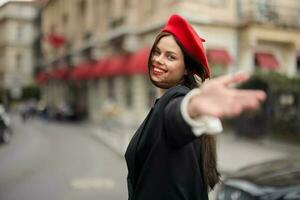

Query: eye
left=167, top=54, right=176, bottom=61
left=153, top=48, right=160, bottom=56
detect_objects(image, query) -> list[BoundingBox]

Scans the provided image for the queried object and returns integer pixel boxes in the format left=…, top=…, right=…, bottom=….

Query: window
left=210, top=0, right=226, bottom=5
left=50, top=24, right=56, bottom=33
left=0, top=49, right=4, bottom=65
left=62, top=13, right=68, bottom=27
left=298, top=3, right=300, bottom=25
left=16, top=54, right=22, bottom=71
left=297, top=54, right=300, bottom=75
left=257, top=0, right=278, bottom=21
left=124, top=0, right=130, bottom=10
left=258, top=0, right=271, bottom=13
left=78, top=0, right=86, bottom=26
left=16, top=24, right=23, bottom=41
left=202, top=0, right=226, bottom=6
left=145, top=0, right=157, bottom=15
left=108, top=78, right=116, bottom=101
left=106, top=0, right=112, bottom=19
left=93, top=0, right=100, bottom=27
left=125, top=77, right=133, bottom=108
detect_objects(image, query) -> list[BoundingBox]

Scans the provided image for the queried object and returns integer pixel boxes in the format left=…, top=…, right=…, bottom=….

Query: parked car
left=216, top=157, right=300, bottom=200
left=0, top=105, right=12, bottom=144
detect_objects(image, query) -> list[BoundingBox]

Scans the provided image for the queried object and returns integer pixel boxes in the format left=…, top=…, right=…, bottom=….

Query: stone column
left=132, top=75, right=148, bottom=121
left=115, top=76, right=126, bottom=108
left=282, top=45, right=297, bottom=77
left=87, top=80, right=95, bottom=121
left=97, top=78, right=108, bottom=120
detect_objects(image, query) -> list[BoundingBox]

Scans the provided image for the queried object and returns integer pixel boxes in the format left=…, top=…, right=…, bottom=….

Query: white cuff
left=180, top=88, right=223, bottom=136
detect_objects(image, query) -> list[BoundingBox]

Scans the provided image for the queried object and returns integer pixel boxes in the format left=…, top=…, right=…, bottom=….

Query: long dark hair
left=149, top=32, right=220, bottom=190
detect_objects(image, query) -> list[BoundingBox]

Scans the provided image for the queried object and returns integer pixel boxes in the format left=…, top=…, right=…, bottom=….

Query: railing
left=238, top=0, right=300, bottom=27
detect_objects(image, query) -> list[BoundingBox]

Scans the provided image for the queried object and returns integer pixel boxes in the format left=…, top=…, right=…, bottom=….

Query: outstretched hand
left=188, top=73, right=266, bottom=118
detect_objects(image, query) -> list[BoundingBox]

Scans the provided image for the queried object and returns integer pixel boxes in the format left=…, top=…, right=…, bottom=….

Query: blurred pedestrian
left=20, top=100, right=37, bottom=123
left=125, top=14, right=266, bottom=200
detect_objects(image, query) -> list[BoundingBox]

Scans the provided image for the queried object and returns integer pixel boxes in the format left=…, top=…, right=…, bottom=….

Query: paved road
left=1, top=114, right=297, bottom=200
left=0, top=115, right=128, bottom=200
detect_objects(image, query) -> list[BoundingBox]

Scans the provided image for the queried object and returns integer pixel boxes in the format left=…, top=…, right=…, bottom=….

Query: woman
left=125, top=14, right=265, bottom=200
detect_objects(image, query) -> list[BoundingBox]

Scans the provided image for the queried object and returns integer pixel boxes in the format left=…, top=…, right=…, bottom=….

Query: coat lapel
left=125, top=107, right=154, bottom=189
left=125, top=85, right=190, bottom=198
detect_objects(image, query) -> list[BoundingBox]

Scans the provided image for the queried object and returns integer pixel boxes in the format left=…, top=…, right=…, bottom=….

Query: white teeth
left=154, top=67, right=164, bottom=73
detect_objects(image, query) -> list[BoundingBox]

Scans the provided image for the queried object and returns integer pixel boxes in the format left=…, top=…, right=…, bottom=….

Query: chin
left=149, top=72, right=184, bottom=89
left=150, top=78, right=174, bottom=89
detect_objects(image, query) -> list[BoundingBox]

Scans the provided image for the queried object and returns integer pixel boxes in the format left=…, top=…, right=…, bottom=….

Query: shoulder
left=164, top=85, right=190, bottom=97
left=152, top=85, right=191, bottom=110
left=158, top=85, right=190, bottom=105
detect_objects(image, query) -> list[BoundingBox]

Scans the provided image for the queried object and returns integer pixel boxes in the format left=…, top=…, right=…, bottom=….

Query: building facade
left=39, top=0, right=300, bottom=127
left=238, top=0, right=300, bottom=76
left=0, top=0, right=39, bottom=102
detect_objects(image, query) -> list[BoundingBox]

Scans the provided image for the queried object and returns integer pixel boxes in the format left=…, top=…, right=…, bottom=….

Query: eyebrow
left=155, top=47, right=177, bottom=56
left=166, top=51, right=177, bottom=56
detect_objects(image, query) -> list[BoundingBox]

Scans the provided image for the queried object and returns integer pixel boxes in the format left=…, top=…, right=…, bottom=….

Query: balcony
left=238, top=0, right=300, bottom=28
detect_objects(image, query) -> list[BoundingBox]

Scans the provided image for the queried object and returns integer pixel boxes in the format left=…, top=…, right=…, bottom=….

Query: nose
left=153, top=54, right=165, bottom=65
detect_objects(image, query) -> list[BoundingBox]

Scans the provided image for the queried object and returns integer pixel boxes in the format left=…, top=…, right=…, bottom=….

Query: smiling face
left=149, top=35, right=187, bottom=89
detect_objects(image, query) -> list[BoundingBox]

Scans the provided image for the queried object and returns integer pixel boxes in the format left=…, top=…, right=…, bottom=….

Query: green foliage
left=236, top=71, right=300, bottom=138
left=21, top=85, right=41, bottom=101
left=241, top=71, right=300, bottom=92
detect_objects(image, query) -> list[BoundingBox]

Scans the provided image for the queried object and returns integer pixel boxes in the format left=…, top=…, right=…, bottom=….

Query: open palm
left=188, top=73, right=266, bottom=118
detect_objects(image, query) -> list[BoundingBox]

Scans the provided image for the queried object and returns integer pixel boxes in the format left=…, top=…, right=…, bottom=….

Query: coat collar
left=124, top=85, right=190, bottom=193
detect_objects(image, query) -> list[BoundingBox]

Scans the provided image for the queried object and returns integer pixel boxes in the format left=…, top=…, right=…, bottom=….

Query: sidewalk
left=89, top=123, right=296, bottom=174
left=8, top=111, right=297, bottom=174
left=216, top=132, right=294, bottom=173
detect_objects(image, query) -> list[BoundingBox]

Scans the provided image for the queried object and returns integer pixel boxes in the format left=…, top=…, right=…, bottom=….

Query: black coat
left=125, top=85, right=208, bottom=200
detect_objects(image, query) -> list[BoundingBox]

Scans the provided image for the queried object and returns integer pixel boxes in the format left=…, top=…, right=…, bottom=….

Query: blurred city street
left=0, top=114, right=127, bottom=200
left=89, top=118, right=298, bottom=174
left=0, top=112, right=299, bottom=200
left=1, top=0, right=300, bottom=199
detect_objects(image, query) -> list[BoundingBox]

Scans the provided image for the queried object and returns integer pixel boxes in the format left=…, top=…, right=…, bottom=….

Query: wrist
left=180, top=89, right=223, bottom=136
left=188, top=96, right=200, bottom=118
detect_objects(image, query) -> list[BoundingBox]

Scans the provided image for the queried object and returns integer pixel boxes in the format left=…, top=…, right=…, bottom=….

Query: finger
left=222, top=103, right=243, bottom=118
left=232, top=90, right=266, bottom=111
left=233, top=94, right=260, bottom=110
left=233, top=89, right=267, bottom=102
left=214, top=73, right=250, bottom=87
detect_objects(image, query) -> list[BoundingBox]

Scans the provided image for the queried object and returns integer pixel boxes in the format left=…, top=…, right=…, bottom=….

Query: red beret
left=162, top=14, right=210, bottom=79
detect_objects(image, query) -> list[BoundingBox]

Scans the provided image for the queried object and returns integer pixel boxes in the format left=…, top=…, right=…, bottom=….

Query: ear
left=184, top=68, right=188, bottom=75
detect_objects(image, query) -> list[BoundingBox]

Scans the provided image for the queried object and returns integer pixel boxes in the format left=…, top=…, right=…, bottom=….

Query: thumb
left=215, top=72, right=249, bottom=87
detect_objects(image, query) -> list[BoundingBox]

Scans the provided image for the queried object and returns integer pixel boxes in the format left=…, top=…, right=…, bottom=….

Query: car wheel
left=1, top=129, right=11, bottom=144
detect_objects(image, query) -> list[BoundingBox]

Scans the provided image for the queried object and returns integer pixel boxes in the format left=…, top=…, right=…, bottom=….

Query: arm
left=187, top=73, right=266, bottom=118
left=163, top=96, right=222, bottom=148
left=163, top=97, right=197, bottom=148
left=163, top=73, right=266, bottom=148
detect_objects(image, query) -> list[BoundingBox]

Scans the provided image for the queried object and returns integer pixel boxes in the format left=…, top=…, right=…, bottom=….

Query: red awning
left=46, top=33, right=66, bottom=48
left=92, top=60, right=103, bottom=78
left=92, top=59, right=109, bottom=78
left=92, top=54, right=130, bottom=78
left=127, top=48, right=150, bottom=75
left=207, top=49, right=233, bottom=66
left=104, top=54, right=129, bottom=77
left=70, top=62, right=94, bottom=81
left=92, top=49, right=150, bottom=78
left=255, top=52, right=280, bottom=69
left=36, top=72, right=48, bottom=85
left=48, top=67, right=70, bottom=80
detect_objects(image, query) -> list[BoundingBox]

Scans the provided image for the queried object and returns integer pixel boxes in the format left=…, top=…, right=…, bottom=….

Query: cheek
left=173, top=62, right=186, bottom=75
left=168, top=66, right=186, bottom=81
